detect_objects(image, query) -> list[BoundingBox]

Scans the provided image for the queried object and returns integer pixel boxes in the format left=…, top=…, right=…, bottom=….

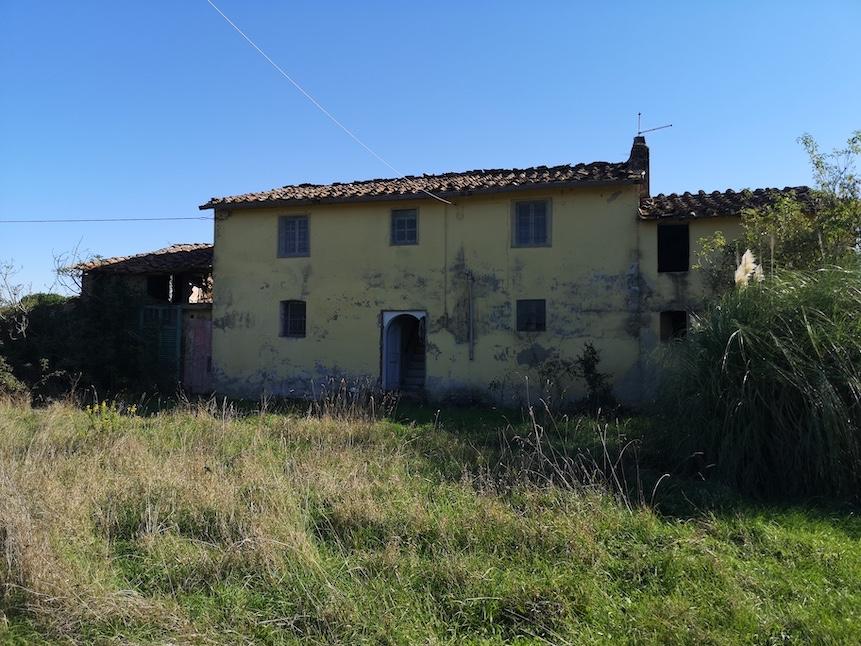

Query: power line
left=203, top=0, right=453, bottom=206
left=0, top=217, right=211, bottom=224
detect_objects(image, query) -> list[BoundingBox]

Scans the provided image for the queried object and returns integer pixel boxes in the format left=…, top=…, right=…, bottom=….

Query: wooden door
left=182, top=313, right=212, bottom=393
left=384, top=320, right=402, bottom=390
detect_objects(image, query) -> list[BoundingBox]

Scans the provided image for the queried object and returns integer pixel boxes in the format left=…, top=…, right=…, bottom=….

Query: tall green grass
left=656, top=264, right=861, bottom=499
left=1, top=399, right=860, bottom=643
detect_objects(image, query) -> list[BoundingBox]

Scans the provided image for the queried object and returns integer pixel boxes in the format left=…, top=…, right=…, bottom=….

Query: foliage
left=0, top=262, right=29, bottom=341
left=800, top=131, right=861, bottom=201
left=693, top=230, right=737, bottom=294
left=655, top=264, right=861, bottom=499
left=1, top=399, right=859, bottom=644
left=0, top=355, right=24, bottom=396
left=747, top=132, right=860, bottom=271
left=696, top=131, right=861, bottom=286
left=0, top=279, right=180, bottom=401
left=741, top=193, right=823, bottom=271
left=574, top=342, right=616, bottom=412
left=0, top=293, right=76, bottom=401
left=85, top=400, right=139, bottom=433
left=537, top=342, right=616, bottom=412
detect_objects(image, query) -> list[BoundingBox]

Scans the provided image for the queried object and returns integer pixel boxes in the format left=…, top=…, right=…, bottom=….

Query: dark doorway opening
left=383, top=314, right=426, bottom=392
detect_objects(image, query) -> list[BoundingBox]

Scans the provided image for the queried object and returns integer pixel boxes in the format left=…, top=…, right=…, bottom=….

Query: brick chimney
left=628, top=135, right=649, bottom=197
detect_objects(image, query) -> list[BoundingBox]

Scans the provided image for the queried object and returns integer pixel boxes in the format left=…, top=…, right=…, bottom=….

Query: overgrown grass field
left=1, top=398, right=859, bottom=644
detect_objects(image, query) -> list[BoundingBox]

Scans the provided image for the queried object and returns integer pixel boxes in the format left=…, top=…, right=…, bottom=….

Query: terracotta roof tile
left=75, top=244, right=212, bottom=274
left=200, top=161, right=641, bottom=209
left=639, top=186, right=814, bottom=220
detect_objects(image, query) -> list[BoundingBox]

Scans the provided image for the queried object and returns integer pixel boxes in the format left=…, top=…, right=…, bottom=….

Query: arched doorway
left=382, top=311, right=426, bottom=392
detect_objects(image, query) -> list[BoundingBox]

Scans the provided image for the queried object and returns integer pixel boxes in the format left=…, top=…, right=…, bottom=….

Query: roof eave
left=79, top=264, right=213, bottom=275
left=637, top=211, right=741, bottom=221
left=199, top=177, right=641, bottom=211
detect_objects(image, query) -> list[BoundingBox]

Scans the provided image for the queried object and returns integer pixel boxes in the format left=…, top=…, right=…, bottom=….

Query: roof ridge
left=74, top=243, right=213, bottom=273
left=201, top=159, right=637, bottom=209
left=639, top=185, right=814, bottom=220
left=647, top=185, right=810, bottom=200
left=285, top=160, right=624, bottom=187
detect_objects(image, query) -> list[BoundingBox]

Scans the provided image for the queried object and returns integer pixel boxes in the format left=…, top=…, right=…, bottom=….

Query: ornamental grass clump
left=657, top=263, right=861, bottom=499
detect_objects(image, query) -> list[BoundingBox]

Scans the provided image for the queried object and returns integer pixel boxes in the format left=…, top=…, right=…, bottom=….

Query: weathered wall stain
left=213, top=310, right=253, bottom=330
left=516, top=343, right=551, bottom=367
left=210, top=185, right=744, bottom=405
left=363, top=271, right=384, bottom=289
left=300, top=265, right=312, bottom=297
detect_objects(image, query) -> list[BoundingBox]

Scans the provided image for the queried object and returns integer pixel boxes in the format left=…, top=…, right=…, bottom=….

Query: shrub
left=537, top=342, right=617, bottom=412
left=0, top=355, right=24, bottom=396
left=655, top=264, right=861, bottom=499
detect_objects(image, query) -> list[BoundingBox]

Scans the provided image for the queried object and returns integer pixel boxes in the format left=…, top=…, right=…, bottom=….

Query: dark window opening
left=280, top=300, right=306, bottom=337
left=278, top=215, right=310, bottom=257
left=513, top=200, right=550, bottom=247
left=660, top=310, right=688, bottom=341
left=516, top=299, right=546, bottom=332
left=146, top=275, right=171, bottom=301
left=391, top=209, right=418, bottom=245
left=657, top=224, right=690, bottom=272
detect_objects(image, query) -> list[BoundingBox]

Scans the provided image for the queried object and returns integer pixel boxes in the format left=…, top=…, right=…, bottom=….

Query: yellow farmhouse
left=200, top=137, right=806, bottom=404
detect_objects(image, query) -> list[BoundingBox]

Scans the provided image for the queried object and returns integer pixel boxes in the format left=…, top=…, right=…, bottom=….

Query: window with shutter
left=390, top=209, right=418, bottom=245
left=278, top=216, right=310, bottom=257
left=513, top=200, right=551, bottom=247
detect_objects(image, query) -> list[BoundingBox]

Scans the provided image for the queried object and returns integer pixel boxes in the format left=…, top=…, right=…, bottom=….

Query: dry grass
left=0, top=398, right=859, bottom=644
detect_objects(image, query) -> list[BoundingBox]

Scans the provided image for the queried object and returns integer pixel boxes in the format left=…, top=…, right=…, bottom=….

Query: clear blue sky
left=1, top=1, right=859, bottom=292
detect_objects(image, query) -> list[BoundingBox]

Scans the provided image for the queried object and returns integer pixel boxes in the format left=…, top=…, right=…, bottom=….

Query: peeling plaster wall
left=211, top=186, right=728, bottom=404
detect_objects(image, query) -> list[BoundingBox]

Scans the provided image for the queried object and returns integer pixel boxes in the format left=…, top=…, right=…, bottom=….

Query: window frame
left=280, top=300, right=307, bottom=338
left=511, top=199, right=552, bottom=248
left=516, top=299, right=547, bottom=332
left=277, top=214, right=311, bottom=258
left=390, top=208, right=419, bottom=246
left=657, top=223, right=690, bottom=273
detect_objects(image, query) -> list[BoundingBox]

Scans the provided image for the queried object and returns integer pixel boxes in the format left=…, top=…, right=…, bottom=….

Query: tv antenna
left=637, top=112, right=672, bottom=136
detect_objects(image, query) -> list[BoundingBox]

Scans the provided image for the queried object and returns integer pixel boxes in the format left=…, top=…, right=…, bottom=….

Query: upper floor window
left=278, top=215, right=309, bottom=257
left=391, top=208, right=418, bottom=245
left=513, top=200, right=550, bottom=247
left=516, top=299, right=546, bottom=332
left=146, top=275, right=170, bottom=301
left=280, top=300, right=306, bottom=337
left=657, top=223, right=689, bottom=272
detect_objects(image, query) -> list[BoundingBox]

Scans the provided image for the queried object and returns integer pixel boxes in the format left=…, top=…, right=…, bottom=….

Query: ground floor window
left=280, top=300, right=306, bottom=337
left=660, top=310, right=688, bottom=341
left=516, top=299, right=546, bottom=332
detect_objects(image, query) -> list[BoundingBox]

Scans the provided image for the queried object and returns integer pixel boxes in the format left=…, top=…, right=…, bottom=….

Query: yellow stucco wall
left=211, top=186, right=741, bottom=404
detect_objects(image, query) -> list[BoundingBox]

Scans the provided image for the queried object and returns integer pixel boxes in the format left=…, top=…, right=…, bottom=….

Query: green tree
left=696, top=131, right=861, bottom=285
